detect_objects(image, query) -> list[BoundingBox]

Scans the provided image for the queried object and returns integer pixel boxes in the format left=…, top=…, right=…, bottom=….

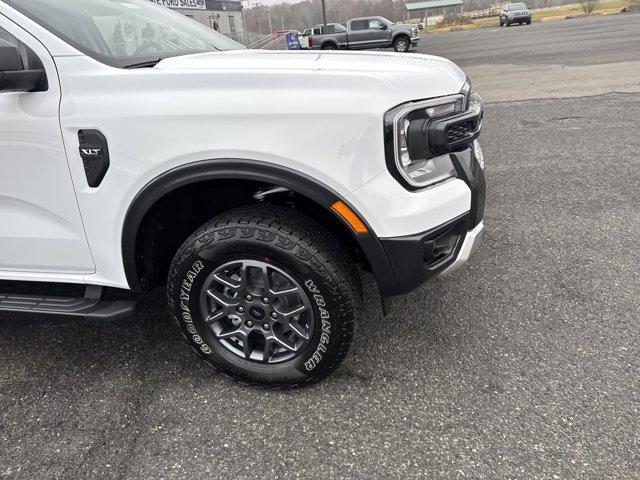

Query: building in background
left=405, top=0, right=464, bottom=25
left=148, top=0, right=245, bottom=44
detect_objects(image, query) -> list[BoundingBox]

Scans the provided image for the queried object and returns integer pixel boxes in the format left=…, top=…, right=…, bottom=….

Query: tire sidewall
left=168, top=225, right=352, bottom=386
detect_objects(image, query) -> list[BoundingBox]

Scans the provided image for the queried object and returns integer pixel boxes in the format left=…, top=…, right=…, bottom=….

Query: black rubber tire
left=506, top=20, right=511, bottom=27
left=321, top=43, right=337, bottom=50
left=167, top=205, right=362, bottom=388
left=393, top=36, right=411, bottom=53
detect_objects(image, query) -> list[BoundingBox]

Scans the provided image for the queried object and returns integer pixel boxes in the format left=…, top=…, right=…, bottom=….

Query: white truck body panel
left=0, top=13, right=95, bottom=274
left=0, top=4, right=473, bottom=289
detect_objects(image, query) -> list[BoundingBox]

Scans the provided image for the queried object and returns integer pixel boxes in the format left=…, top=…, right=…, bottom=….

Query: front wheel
left=167, top=205, right=362, bottom=388
left=393, top=36, right=411, bottom=52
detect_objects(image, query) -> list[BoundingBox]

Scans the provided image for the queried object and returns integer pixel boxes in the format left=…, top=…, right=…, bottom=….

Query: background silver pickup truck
left=303, top=16, right=420, bottom=52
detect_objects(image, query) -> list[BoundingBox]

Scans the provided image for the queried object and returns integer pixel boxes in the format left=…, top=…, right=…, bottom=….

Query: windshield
left=4, top=0, right=243, bottom=68
left=508, top=3, right=528, bottom=10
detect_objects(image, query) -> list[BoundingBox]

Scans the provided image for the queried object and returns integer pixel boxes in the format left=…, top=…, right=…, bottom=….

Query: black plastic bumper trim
left=379, top=213, right=470, bottom=295
left=450, top=147, right=486, bottom=227
left=378, top=145, right=486, bottom=297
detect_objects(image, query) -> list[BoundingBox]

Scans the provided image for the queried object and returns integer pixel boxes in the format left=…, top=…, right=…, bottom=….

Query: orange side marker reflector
left=331, top=201, right=368, bottom=234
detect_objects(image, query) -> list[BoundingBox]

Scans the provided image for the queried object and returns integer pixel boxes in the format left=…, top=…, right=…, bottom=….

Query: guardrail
left=248, top=35, right=277, bottom=49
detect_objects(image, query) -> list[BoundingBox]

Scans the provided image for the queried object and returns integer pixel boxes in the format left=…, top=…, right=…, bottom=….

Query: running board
left=0, top=289, right=136, bottom=322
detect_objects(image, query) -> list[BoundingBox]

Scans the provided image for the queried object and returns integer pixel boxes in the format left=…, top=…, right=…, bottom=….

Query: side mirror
left=0, top=40, right=45, bottom=93
left=380, top=24, right=389, bottom=31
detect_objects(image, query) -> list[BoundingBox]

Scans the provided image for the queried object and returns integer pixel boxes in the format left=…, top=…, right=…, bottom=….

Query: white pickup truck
left=0, top=0, right=486, bottom=388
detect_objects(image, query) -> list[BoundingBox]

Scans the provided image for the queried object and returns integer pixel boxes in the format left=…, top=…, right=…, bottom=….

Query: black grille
left=446, top=119, right=478, bottom=144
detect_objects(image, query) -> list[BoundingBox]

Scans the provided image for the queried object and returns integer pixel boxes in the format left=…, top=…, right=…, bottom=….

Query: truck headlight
left=384, top=94, right=465, bottom=189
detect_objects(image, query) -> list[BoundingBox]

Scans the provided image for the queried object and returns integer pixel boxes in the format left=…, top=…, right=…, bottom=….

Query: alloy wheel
left=199, top=259, right=315, bottom=364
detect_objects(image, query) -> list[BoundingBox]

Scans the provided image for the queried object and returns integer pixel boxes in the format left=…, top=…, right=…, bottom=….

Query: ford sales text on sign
left=149, top=0, right=206, bottom=9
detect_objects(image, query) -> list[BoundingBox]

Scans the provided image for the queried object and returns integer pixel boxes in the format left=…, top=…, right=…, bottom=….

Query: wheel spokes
left=242, top=333, right=254, bottom=360
left=216, top=326, right=243, bottom=339
left=260, top=265, right=272, bottom=295
left=206, top=289, right=238, bottom=308
left=204, top=307, right=228, bottom=324
left=278, top=304, right=307, bottom=319
left=269, top=285, right=298, bottom=296
left=286, top=320, right=310, bottom=340
left=266, top=331, right=297, bottom=354
left=275, top=304, right=310, bottom=340
left=212, top=271, right=241, bottom=289
left=201, top=259, right=315, bottom=364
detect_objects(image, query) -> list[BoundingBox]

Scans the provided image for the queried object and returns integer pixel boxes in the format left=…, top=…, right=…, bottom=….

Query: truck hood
left=390, top=23, right=418, bottom=31
left=155, top=49, right=468, bottom=101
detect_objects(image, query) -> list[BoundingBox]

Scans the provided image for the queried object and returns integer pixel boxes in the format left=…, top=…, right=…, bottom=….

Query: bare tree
left=580, top=0, right=599, bottom=14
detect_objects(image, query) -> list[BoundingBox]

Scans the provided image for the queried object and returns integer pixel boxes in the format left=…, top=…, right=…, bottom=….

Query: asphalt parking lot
left=415, top=13, right=640, bottom=102
left=1, top=14, right=639, bottom=480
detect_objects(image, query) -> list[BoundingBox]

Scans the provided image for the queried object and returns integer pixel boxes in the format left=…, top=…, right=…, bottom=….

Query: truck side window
left=0, top=27, right=19, bottom=47
left=325, top=24, right=339, bottom=34
left=368, top=19, right=382, bottom=29
left=0, top=26, right=45, bottom=73
left=350, top=20, right=368, bottom=31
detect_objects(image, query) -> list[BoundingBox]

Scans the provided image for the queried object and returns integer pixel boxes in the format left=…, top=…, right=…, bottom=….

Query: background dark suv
left=500, top=3, right=532, bottom=27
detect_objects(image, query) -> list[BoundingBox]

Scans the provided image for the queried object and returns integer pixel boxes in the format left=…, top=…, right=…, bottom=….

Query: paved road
left=415, top=14, right=640, bottom=102
left=1, top=15, right=639, bottom=480
left=416, top=13, right=640, bottom=68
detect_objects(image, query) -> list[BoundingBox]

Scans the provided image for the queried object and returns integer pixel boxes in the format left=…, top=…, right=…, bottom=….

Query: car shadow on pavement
left=0, top=271, right=487, bottom=392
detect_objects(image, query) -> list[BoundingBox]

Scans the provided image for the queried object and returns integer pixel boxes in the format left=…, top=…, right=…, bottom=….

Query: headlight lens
left=402, top=151, right=458, bottom=187
left=468, top=91, right=484, bottom=118
left=384, top=79, right=484, bottom=189
left=460, top=78, right=471, bottom=98
left=385, top=94, right=465, bottom=188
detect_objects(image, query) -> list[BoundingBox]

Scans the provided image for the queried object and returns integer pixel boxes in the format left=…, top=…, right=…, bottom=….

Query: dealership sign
left=148, top=0, right=206, bottom=9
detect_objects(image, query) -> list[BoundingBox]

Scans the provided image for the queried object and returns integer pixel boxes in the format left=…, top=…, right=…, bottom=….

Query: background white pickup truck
left=0, top=0, right=485, bottom=388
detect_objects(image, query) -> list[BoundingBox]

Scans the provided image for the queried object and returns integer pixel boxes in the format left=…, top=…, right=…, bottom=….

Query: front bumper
left=440, top=221, right=484, bottom=276
left=377, top=146, right=486, bottom=295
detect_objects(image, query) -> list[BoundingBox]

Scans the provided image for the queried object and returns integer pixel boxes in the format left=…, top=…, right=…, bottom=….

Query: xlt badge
left=81, top=148, right=102, bottom=156
left=78, top=130, right=110, bottom=187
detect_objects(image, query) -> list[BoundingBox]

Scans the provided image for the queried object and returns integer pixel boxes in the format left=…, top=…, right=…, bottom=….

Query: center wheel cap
left=249, top=306, right=266, bottom=320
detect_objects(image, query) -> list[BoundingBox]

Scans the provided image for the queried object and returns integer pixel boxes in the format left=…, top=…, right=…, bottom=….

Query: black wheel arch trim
left=121, top=159, right=398, bottom=296
left=392, top=32, right=411, bottom=41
